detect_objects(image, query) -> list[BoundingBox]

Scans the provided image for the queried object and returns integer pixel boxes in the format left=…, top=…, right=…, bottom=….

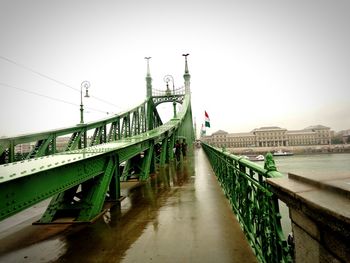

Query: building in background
left=201, top=125, right=332, bottom=148
left=15, top=143, right=35, bottom=154
left=342, top=130, right=350, bottom=144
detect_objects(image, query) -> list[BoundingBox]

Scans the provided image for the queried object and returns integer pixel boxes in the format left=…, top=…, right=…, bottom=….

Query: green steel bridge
left=0, top=56, right=292, bottom=263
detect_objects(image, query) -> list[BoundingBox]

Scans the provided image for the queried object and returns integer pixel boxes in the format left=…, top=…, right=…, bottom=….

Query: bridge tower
left=177, top=54, right=195, bottom=146
left=183, top=53, right=191, bottom=93
left=145, top=57, right=154, bottom=131
left=145, top=56, right=152, bottom=98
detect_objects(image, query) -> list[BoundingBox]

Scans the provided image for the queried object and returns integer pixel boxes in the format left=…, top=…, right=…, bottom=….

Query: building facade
left=202, top=125, right=331, bottom=148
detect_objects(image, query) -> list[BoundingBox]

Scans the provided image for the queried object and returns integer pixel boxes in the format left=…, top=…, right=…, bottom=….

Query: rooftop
left=304, top=125, right=330, bottom=130
left=212, top=130, right=228, bottom=135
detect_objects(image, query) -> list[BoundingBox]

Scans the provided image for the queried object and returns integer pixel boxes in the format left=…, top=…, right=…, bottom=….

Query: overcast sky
left=0, top=0, right=349, bottom=137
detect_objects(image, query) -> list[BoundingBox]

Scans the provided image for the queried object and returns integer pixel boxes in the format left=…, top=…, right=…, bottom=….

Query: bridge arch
left=151, top=86, right=185, bottom=107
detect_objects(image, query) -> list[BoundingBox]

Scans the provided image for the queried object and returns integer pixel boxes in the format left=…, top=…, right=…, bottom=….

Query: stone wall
left=267, top=173, right=350, bottom=262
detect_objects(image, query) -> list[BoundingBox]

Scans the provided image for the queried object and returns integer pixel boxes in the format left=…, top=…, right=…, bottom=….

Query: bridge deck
left=0, top=148, right=257, bottom=263
left=0, top=132, right=161, bottom=183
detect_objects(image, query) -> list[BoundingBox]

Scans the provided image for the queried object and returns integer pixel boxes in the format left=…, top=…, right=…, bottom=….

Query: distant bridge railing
left=0, top=89, right=194, bottom=223
left=151, top=86, right=186, bottom=107
left=201, top=143, right=292, bottom=263
left=0, top=99, right=163, bottom=164
left=152, top=86, right=185, bottom=97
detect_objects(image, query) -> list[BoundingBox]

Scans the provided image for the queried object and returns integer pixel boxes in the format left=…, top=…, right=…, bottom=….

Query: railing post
left=9, top=140, right=15, bottom=163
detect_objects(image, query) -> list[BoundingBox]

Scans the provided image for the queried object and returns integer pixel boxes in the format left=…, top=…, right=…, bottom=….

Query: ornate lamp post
left=163, top=75, right=176, bottom=118
left=80, top=81, right=90, bottom=124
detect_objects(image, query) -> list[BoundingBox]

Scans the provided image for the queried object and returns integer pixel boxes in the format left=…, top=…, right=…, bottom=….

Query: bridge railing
left=201, top=142, right=292, bottom=263
left=0, top=89, right=194, bottom=223
left=0, top=100, right=162, bottom=164
left=152, top=86, right=185, bottom=97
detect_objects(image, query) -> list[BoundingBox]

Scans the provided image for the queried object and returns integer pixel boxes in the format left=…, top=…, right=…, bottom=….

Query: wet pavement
left=0, top=148, right=257, bottom=263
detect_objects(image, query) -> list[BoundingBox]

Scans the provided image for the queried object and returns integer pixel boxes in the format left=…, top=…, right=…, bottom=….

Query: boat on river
left=241, top=155, right=265, bottom=161
left=273, top=150, right=294, bottom=156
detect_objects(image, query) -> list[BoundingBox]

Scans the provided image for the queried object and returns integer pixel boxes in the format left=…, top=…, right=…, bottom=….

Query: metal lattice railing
left=0, top=99, right=162, bottom=164
left=201, top=143, right=292, bottom=263
left=152, top=86, right=185, bottom=97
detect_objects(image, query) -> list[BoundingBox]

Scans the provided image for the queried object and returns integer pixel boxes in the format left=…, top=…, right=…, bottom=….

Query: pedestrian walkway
left=120, top=148, right=257, bottom=262
left=0, top=148, right=257, bottom=263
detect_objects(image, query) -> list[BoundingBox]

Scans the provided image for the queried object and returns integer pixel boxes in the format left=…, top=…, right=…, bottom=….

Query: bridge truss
left=0, top=58, right=195, bottom=223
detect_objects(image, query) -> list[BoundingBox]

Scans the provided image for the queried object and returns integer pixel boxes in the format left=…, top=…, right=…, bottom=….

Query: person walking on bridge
left=182, top=139, right=187, bottom=158
left=175, top=140, right=181, bottom=161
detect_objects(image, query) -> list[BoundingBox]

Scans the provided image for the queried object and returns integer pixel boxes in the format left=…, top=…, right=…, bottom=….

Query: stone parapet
left=267, top=172, right=350, bottom=262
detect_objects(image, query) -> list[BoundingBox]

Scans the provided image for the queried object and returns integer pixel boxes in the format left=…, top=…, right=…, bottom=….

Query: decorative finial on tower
left=182, top=54, right=191, bottom=92
left=145, top=57, right=151, bottom=76
left=182, top=53, right=189, bottom=74
left=145, top=57, right=152, bottom=98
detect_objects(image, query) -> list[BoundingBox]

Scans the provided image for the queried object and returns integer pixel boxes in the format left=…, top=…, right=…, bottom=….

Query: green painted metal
left=0, top=55, right=195, bottom=223
left=139, top=143, right=155, bottom=181
left=201, top=142, right=292, bottom=263
left=168, top=132, right=175, bottom=161
left=0, top=114, right=192, bottom=222
left=0, top=101, right=161, bottom=164
left=159, top=136, right=168, bottom=166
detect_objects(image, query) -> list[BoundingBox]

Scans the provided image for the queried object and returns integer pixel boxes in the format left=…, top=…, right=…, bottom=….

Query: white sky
left=0, top=0, right=349, bottom=137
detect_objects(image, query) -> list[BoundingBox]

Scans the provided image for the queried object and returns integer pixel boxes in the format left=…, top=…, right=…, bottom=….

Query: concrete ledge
left=267, top=173, right=350, bottom=262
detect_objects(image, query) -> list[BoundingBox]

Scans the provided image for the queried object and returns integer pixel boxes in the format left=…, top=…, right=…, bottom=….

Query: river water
left=271, top=153, right=350, bottom=236
left=273, top=153, right=350, bottom=177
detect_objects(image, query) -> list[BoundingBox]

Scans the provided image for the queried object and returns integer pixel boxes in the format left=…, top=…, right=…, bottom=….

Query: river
left=274, top=153, right=350, bottom=177
left=272, top=153, right=350, bottom=236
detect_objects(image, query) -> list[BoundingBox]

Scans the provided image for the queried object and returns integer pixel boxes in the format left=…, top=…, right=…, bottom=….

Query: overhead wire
left=0, top=82, right=108, bottom=114
left=0, top=55, right=123, bottom=109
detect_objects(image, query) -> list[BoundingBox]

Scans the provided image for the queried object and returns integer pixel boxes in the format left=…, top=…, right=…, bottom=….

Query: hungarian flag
left=205, top=111, right=210, bottom=128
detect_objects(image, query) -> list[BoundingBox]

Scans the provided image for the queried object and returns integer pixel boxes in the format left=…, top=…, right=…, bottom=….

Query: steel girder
left=39, top=154, right=119, bottom=223
left=0, top=101, right=158, bottom=164
left=0, top=138, right=153, bottom=223
left=0, top=91, right=194, bottom=223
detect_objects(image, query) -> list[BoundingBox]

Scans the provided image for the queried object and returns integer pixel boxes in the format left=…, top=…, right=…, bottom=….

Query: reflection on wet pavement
left=0, top=149, right=257, bottom=263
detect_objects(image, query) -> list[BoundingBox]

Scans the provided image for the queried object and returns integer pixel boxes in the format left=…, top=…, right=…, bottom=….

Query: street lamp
left=80, top=81, right=90, bottom=124
left=163, top=75, right=176, bottom=118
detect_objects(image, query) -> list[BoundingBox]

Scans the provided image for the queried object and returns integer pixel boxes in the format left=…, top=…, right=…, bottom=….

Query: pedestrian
left=175, top=140, right=181, bottom=161
left=182, top=139, right=187, bottom=157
